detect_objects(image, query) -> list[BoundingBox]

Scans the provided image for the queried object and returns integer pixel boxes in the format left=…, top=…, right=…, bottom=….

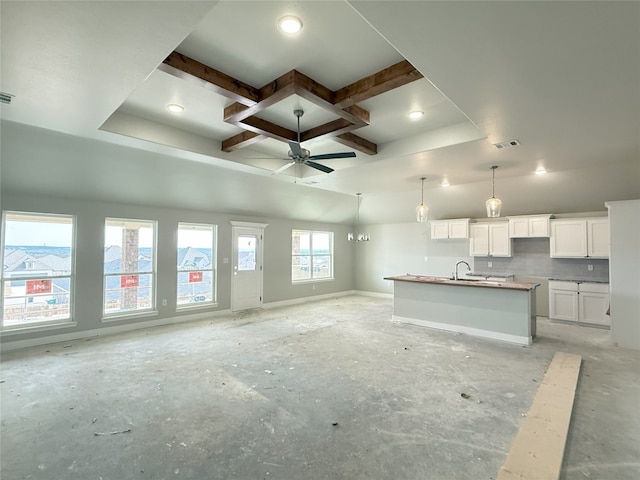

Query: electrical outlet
left=424, top=256, right=428, bottom=261
left=162, top=299, right=167, bottom=306
left=588, top=264, right=593, bottom=271
left=488, top=262, right=493, bottom=268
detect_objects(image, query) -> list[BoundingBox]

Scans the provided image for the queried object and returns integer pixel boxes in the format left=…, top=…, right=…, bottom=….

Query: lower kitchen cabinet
left=549, top=280, right=609, bottom=327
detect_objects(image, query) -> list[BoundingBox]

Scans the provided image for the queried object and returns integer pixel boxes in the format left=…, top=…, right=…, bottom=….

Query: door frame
left=229, top=221, right=268, bottom=312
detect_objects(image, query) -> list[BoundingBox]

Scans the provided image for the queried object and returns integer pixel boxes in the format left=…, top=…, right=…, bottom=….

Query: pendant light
left=416, top=176, right=429, bottom=222
left=348, top=193, right=370, bottom=242
left=485, top=165, right=502, bottom=217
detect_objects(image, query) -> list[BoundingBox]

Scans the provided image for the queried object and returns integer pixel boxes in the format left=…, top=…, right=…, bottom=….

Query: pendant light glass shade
left=416, top=176, right=429, bottom=222
left=485, top=165, right=502, bottom=217
left=348, top=193, right=370, bottom=242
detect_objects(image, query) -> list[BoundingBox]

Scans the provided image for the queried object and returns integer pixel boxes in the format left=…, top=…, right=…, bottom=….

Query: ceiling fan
left=271, top=109, right=356, bottom=175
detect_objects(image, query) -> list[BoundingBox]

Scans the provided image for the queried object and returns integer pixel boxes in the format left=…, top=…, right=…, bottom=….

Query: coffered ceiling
left=1, top=1, right=638, bottom=223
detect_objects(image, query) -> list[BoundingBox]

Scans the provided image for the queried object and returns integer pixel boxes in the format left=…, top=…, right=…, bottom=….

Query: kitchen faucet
left=454, top=260, right=471, bottom=280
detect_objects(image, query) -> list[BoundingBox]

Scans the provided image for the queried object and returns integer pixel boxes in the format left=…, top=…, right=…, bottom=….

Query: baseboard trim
left=0, top=309, right=232, bottom=353
left=262, top=290, right=356, bottom=309
left=352, top=290, right=393, bottom=299
left=392, top=315, right=532, bottom=346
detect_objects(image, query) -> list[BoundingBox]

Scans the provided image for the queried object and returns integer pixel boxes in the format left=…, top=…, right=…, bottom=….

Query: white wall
left=354, top=222, right=471, bottom=294
left=607, top=199, right=640, bottom=350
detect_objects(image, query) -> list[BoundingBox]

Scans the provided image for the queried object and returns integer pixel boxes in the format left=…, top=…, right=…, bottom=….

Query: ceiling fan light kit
left=416, top=176, right=429, bottom=222
left=485, top=165, right=502, bottom=218
left=273, top=109, right=357, bottom=176
left=348, top=193, right=370, bottom=242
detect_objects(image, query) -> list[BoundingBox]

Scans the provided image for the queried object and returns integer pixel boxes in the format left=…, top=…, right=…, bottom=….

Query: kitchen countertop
left=384, top=274, right=540, bottom=291
left=549, top=278, right=609, bottom=284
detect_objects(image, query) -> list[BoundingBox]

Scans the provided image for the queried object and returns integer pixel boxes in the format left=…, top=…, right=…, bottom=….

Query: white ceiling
left=1, top=1, right=639, bottom=224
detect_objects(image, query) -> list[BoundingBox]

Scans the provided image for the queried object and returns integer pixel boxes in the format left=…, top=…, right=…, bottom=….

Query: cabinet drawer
left=549, top=281, right=578, bottom=291
left=580, top=282, right=609, bottom=294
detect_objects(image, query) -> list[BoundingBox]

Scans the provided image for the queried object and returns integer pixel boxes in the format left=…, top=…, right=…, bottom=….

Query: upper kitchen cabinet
left=469, top=222, right=512, bottom=257
left=549, top=218, right=609, bottom=258
left=508, top=214, right=552, bottom=238
left=430, top=219, right=470, bottom=239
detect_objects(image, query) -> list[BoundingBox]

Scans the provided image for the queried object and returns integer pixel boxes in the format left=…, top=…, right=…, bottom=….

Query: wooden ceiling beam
left=334, top=132, right=378, bottom=156
left=221, top=131, right=266, bottom=152
left=333, top=60, right=424, bottom=109
left=160, top=52, right=259, bottom=106
left=159, top=51, right=414, bottom=156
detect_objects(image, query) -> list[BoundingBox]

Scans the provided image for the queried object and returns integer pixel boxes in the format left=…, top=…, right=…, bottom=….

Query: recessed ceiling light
left=167, top=103, right=184, bottom=113
left=278, top=15, right=303, bottom=34
left=535, top=167, right=547, bottom=175
left=408, top=110, right=424, bottom=120
left=441, top=179, right=450, bottom=188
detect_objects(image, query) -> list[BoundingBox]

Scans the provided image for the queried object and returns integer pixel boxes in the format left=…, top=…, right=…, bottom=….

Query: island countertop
left=384, top=274, right=539, bottom=291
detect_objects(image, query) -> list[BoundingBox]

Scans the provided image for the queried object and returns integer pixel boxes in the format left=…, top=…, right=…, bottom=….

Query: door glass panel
left=237, top=235, right=257, bottom=271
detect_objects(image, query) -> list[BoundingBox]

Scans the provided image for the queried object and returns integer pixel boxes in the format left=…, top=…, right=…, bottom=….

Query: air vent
left=493, top=139, right=520, bottom=149
left=0, top=92, right=15, bottom=105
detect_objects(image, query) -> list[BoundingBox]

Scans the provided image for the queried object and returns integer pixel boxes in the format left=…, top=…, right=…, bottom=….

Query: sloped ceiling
left=1, top=1, right=638, bottom=224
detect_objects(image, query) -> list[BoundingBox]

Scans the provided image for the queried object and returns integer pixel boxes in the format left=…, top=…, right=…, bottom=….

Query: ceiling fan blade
left=308, top=152, right=356, bottom=160
left=305, top=161, right=334, bottom=174
left=270, top=161, right=295, bottom=175
left=288, top=141, right=303, bottom=157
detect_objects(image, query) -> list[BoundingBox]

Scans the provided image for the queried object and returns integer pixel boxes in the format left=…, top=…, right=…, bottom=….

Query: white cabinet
left=549, top=281, right=609, bottom=327
left=549, top=281, right=579, bottom=322
left=579, top=283, right=610, bottom=326
left=508, top=214, right=552, bottom=238
left=430, top=218, right=470, bottom=239
left=469, top=222, right=512, bottom=257
left=549, top=218, right=609, bottom=258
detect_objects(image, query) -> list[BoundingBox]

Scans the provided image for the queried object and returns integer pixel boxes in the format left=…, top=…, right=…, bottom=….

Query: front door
left=230, top=222, right=267, bottom=311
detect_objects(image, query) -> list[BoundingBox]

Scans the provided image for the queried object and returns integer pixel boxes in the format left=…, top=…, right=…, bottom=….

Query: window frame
left=1, top=211, right=76, bottom=331
left=102, top=217, right=157, bottom=320
left=291, top=229, right=334, bottom=283
left=176, top=222, right=218, bottom=309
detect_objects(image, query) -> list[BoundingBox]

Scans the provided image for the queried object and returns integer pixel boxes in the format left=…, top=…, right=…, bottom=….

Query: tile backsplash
left=472, top=237, right=609, bottom=282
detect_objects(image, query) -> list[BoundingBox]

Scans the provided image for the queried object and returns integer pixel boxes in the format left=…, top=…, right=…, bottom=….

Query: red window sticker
left=189, top=271, right=203, bottom=283
left=26, top=279, right=52, bottom=295
left=120, top=275, right=139, bottom=288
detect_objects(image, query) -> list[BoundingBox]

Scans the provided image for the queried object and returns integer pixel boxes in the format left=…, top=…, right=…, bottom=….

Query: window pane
left=292, top=255, right=311, bottom=281
left=311, top=232, right=330, bottom=254
left=312, top=255, right=331, bottom=279
left=103, top=218, right=155, bottom=316
left=2, top=212, right=74, bottom=328
left=237, top=235, right=256, bottom=271
left=177, top=223, right=216, bottom=306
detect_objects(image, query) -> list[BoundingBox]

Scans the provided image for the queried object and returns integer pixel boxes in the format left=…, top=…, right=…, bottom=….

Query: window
left=1, top=212, right=75, bottom=329
left=177, top=223, right=217, bottom=307
left=103, top=218, right=156, bottom=317
left=292, top=230, right=333, bottom=282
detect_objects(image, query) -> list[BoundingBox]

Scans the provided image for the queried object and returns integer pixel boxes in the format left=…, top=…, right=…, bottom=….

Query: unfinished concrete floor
left=1, top=295, right=639, bottom=480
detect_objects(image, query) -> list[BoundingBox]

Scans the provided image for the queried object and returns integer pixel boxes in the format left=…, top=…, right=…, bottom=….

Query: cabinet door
left=448, top=220, right=469, bottom=239
left=587, top=219, right=609, bottom=258
left=509, top=217, right=529, bottom=238
left=529, top=216, right=550, bottom=237
left=550, top=220, right=587, bottom=257
left=549, top=288, right=579, bottom=322
left=489, top=223, right=511, bottom=256
left=469, top=224, right=489, bottom=256
left=430, top=221, right=449, bottom=239
left=579, top=291, right=610, bottom=326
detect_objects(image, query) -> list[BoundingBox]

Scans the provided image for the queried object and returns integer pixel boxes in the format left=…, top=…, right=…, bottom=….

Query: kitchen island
left=384, top=275, right=540, bottom=345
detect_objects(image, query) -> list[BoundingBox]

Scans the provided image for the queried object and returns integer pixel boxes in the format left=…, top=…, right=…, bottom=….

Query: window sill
left=177, top=302, right=219, bottom=312
left=1, top=320, right=78, bottom=336
left=292, top=278, right=334, bottom=285
left=101, top=310, right=159, bottom=323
